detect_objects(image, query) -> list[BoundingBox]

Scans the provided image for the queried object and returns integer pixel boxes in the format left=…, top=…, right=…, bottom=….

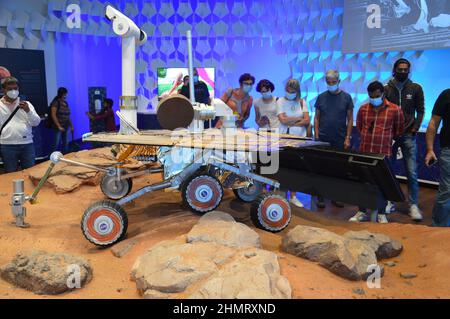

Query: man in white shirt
left=0, top=77, right=41, bottom=172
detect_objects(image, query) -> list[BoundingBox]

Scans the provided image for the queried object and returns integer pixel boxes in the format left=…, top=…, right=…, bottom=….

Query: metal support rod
left=58, top=157, right=111, bottom=174
left=117, top=180, right=173, bottom=206
left=29, top=162, right=56, bottom=204
left=186, top=30, right=195, bottom=105
left=120, top=167, right=163, bottom=180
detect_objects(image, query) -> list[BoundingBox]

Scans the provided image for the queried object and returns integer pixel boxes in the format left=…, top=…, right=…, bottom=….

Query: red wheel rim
left=85, top=209, right=123, bottom=243
left=187, top=177, right=221, bottom=210
left=260, top=197, right=290, bottom=229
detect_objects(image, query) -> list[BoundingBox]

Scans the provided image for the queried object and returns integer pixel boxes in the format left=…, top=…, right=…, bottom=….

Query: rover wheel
left=81, top=200, right=128, bottom=246
left=233, top=181, right=264, bottom=202
left=182, top=174, right=223, bottom=214
left=251, top=192, right=291, bottom=232
left=100, top=175, right=132, bottom=200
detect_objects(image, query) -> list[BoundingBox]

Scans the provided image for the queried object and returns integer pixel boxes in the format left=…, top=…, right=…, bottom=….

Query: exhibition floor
left=0, top=160, right=448, bottom=299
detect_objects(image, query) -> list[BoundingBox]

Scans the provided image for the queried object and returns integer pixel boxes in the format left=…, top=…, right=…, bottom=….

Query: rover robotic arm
left=105, top=5, right=147, bottom=134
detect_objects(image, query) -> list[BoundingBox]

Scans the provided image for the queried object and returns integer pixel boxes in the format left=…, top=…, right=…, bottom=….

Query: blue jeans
left=432, top=148, right=450, bottom=227
left=391, top=135, right=419, bottom=205
left=0, top=143, right=36, bottom=173
left=52, top=129, right=69, bottom=154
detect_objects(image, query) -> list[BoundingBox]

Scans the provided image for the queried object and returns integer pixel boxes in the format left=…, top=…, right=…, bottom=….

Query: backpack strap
left=0, top=106, right=20, bottom=137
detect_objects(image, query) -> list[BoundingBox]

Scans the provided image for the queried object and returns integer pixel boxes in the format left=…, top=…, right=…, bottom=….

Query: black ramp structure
left=258, top=146, right=405, bottom=210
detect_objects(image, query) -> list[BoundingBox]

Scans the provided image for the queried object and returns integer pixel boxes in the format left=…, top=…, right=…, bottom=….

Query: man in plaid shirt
left=349, top=81, right=405, bottom=224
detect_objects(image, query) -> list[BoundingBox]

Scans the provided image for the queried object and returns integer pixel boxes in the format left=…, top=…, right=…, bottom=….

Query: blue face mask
left=327, top=84, right=339, bottom=92
left=243, top=84, right=253, bottom=94
left=262, top=91, right=272, bottom=99
left=286, top=92, right=297, bottom=101
left=193, top=75, right=199, bottom=83
left=370, top=97, right=384, bottom=107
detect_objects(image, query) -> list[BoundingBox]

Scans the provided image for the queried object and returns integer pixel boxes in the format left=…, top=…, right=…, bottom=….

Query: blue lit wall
left=54, top=33, right=121, bottom=138
left=1, top=0, right=449, bottom=138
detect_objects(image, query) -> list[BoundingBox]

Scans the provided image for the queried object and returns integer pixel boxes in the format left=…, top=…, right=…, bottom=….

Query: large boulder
left=188, top=248, right=291, bottom=299
left=0, top=250, right=93, bottom=295
left=131, top=239, right=236, bottom=294
left=343, top=230, right=403, bottom=260
left=281, top=225, right=379, bottom=281
left=187, top=211, right=261, bottom=249
left=131, top=213, right=291, bottom=299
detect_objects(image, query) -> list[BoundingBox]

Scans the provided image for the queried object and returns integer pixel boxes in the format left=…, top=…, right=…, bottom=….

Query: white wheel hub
left=93, top=215, right=114, bottom=235
left=195, top=184, right=214, bottom=203
left=265, top=203, right=284, bottom=222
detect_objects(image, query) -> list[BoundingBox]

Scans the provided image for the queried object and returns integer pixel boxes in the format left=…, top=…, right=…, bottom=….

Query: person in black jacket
left=384, top=58, right=424, bottom=222
left=179, top=68, right=210, bottom=105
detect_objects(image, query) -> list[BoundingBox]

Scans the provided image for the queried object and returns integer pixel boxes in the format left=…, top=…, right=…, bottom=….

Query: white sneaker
left=290, top=196, right=304, bottom=208
left=377, top=214, right=389, bottom=224
left=349, top=211, right=370, bottom=222
left=385, top=201, right=396, bottom=214
left=409, top=204, right=423, bottom=221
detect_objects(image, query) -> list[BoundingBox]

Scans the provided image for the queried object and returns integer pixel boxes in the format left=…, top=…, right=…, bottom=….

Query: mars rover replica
left=10, top=5, right=326, bottom=246
left=11, top=5, right=406, bottom=248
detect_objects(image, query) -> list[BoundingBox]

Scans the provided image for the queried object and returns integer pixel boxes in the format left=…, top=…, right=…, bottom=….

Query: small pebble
left=418, top=263, right=427, bottom=268
left=116, top=288, right=123, bottom=293
left=400, top=272, right=417, bottom=279
left=384, top=261, right=396, bottom=267
left=353, top=287, right=365, bottom=295
left=245, top=252, right=257, bottom=258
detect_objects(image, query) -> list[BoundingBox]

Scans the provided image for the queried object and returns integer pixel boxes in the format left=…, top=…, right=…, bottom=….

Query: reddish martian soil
left=0, top=158, right=449, bottom=299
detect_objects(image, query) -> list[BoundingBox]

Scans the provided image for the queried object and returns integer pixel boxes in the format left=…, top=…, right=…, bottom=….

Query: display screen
left=343, top=0, right=450, bottom=53
left=157, top=67, right=215, bottom=99
left=0, top=48, right=48, bottom=116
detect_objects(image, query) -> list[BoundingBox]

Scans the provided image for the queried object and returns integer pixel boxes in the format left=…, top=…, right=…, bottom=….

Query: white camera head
left=105, top=5, right=147, bottom=45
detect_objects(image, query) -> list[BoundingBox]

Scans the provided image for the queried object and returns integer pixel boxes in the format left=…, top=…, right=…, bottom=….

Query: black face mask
left=394, top=72, right=409, bottom=82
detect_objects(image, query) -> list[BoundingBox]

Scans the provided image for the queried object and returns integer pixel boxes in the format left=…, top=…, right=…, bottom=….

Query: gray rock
left=131, top=240, right=231, bottom=294
left=188, top=248, right=291, bottom=299
left=384, top=261, right=396, bottom=267
left=344, top=230, right=403, bottom=259
left=0, top=250, right=92, bottom=295
left=111, top=238, right=139, bottom=258
left=187, top=211, right=261, bottom=249
left=282, top=225, right=379, bottom=281
left=400, top=272, right=417, bottom=279
left=353, top=287, right=365, bottom=295
left=131, top=213, right=292, bottom=299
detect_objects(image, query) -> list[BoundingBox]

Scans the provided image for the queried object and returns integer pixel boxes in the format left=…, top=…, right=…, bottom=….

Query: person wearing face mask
left=384, top=58, right=425, bottom=221
left=179, top=68, right=210, bottom=105
left=50, top=87, right=73, bottom=154
left=216, top=73, right=255, bottom=129
left=254, top=79, right=279, bottom=130
left=314, top=70, right=354, bottom=208
left=277, top=79, right=310, bottom=208
left=277, top=79, right=310, bottom=137
left=349, top=81, right=405, bottom=224
left=0, top=77, right=41, bottom=172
